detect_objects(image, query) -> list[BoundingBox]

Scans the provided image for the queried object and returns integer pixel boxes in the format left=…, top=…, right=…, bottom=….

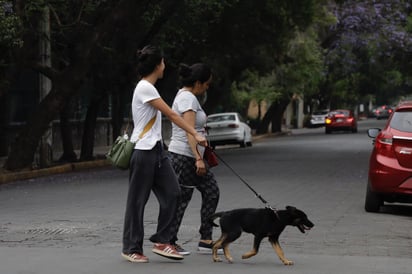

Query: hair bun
left=179, top=63, right=191, bottom=78
left=136, top=49, right=146, bottom=61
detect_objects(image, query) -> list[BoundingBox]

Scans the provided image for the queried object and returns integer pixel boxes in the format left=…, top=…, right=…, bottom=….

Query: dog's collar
left=266, top=205, right=280, bottom=220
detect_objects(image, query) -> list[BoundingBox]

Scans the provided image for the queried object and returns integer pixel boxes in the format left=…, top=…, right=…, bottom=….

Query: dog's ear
left=286, top=206, right=296, bottom=212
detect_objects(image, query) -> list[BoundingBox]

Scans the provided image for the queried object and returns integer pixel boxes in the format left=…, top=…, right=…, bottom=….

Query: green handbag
left=107, top=115, right=156, bottom=170
left=106, top=134, right=136, bottom=170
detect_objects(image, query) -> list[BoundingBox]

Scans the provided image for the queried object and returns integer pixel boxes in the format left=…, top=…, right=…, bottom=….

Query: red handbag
left=204, top=146, right=218, bottom=167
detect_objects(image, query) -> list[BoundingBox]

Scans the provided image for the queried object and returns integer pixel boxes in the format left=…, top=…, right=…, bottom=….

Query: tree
left=230, top=14, right=326, bottom=133
left=321, top=0, right=412, bottom=108
left=0, top=0, right=21, bottom=98
left=3, top=0, right=320, bottom=170
left=4, top=0, right=185, bottom=170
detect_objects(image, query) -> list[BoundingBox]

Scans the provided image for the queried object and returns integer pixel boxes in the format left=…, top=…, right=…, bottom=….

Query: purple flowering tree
left=321, top=0, right=412, bottom=108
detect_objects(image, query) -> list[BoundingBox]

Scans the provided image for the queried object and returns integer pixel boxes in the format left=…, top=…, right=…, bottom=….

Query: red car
left=365, top=101, right=412, bottom=212
left=325, top=109, right=357, bottom=134
left=373, top=105, right=393, bottom=119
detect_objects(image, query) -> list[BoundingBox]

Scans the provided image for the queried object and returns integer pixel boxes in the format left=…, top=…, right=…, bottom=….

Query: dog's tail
left=209, top=212, right=224, bottom=227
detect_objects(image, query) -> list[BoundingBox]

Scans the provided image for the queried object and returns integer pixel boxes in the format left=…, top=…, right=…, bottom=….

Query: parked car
left=365, top=101, right=412, bottom=212
left=206, top=112, right=252, bottom=148
left=324, top=109, right=357, bottom=134
left=375, top=105, right=393, bottom=120
left=309, top=109, right=329, bottom=127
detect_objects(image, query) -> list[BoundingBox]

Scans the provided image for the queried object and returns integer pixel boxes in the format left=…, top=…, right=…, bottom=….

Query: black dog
left=210, top=206, right=314, bottom=264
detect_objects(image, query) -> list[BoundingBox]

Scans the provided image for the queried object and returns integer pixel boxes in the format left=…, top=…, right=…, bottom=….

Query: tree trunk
left=4, top=84, right=72, bottom=170
left=58, top=101, right=78, bottom=163
left=256, top=96, right=290, bottom=134
left=80, top=93, right=104, bottom=161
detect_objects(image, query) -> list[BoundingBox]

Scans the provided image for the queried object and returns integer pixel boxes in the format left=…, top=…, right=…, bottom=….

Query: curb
left=0, top=159, right=111, bottom=185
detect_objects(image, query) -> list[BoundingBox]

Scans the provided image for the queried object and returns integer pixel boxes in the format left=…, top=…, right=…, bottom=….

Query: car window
left=330, top=110, right=349, bottom=116
left=208, top=114, right=236, bottom=123
left=390, top=111, right=412, bottom=132
left=313, top=111, right=328, bottom=115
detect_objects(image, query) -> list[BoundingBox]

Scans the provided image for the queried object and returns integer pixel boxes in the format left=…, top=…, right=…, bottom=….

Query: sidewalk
left=0, top=133, right=274, bottom=185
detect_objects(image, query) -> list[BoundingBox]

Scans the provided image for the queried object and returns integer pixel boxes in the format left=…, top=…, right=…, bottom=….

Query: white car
left=206, top=112, right=252, bottom=148
left=309, top=109, right=329, bottom=127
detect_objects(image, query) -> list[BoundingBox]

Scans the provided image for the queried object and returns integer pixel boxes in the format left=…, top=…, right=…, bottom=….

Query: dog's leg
left=242, top=236, right=263, bottom=259
left=270, top=240, right=294, bottom=265
left=222, top=243, right=233, bottom=263
left=212, top=234, right=226, bottom=262
left=241, top=248, right=257, bottom=259
left=221, top=229, right=242, bottom=263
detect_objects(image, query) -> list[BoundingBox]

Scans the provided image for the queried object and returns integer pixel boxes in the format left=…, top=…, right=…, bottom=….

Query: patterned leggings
left=168, top=152, right=220, bottom=243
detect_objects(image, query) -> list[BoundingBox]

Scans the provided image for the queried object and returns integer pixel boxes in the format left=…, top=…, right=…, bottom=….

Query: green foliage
left=230, top=23, right=324, bottom=117
left=0, top=0, right=23, bottom=91
left=231, top=70, right=281, bottom=110
left=0, top=1, right=22, bottom=49
left=385, top=70, right=403, bottom=87
left=407, top=14, right=412, bottom=32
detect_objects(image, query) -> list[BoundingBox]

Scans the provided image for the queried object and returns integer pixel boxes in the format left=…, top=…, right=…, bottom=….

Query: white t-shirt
left=130, top=80, right=162, bottom=150
left=168, top=89, right=207, bottom=158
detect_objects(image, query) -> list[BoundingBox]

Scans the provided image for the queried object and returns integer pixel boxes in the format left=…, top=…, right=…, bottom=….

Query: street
left=0, top=118, right=411, bottom=274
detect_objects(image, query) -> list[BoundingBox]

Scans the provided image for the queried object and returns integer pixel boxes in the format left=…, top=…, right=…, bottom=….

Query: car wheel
left=239, top=133, right=247, bottom=147
left=352, top=127, right=358, bottom=133
left=325, top=128, right=332, bottom=134
left=364, top=182, right=383, bottom=213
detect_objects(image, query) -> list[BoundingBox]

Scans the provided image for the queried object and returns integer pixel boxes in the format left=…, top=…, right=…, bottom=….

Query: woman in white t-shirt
left=121, top=46, right=207, bottom=263
left=168, top=63, right=220, bottom=255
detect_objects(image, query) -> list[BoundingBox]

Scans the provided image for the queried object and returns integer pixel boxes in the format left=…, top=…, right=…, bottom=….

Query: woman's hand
left=195, top=133, right=208, bottom=147
left=195, top=159, right=207, bottom=176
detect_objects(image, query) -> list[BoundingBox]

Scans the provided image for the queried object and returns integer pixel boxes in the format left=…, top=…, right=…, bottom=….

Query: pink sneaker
left=152, top=243, right=184, bottom=260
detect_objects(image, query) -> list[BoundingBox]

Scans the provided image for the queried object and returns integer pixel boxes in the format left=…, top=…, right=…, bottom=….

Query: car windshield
left=313, top=111, right=328, bottom=115
left=207, top=114, right=236, bottom=123
left=389, top=111, right=412, bottom=133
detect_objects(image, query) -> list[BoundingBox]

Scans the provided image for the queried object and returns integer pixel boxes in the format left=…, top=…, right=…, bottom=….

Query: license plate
left=336, top=119, right=343, bottom=122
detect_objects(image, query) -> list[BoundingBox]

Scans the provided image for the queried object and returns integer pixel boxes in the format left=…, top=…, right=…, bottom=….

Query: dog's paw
left=241, top=251, right=256, bottom=259
left=226, top=257, right=233, bottom=264
left=283, top=260, right=294, bottom=265
left=213, top=257, right=222, bottom=262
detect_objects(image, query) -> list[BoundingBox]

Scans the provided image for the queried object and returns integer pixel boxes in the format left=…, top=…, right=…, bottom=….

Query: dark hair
left=136, top=45, right=163, bottom=77
left=179, top=63, right=212, bottom=87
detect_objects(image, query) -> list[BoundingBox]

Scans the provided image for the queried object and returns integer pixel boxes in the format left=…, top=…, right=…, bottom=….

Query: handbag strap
left=138, top=115, right=156, bottom=139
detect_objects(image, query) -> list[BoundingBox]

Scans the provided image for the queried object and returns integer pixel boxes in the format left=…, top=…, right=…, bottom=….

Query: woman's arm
left=149, top=97, right=207, bottom=146
left=182, top=110, right=207, bottom=176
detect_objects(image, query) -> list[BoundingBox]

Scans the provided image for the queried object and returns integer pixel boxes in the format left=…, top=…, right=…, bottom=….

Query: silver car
left=206, top=112, right=252, bottom=148
left=309, top=109, right=329, bottom=127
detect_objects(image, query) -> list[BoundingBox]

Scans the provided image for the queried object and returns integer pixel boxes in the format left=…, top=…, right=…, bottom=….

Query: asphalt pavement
left=1, top=125, right=411, bottom=274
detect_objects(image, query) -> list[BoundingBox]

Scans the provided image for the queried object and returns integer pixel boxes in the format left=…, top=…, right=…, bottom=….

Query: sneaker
left=173, top=243, right=191, bottom=256
left=197, top=241, right=223, bottom=254
left=121, top=252, right=149, bottom=263
left=152, top=243, right=184, bottom=260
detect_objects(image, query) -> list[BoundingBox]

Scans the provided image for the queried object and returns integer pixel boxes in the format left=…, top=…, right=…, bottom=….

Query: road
left=0, top=118, right=411, bottom=274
